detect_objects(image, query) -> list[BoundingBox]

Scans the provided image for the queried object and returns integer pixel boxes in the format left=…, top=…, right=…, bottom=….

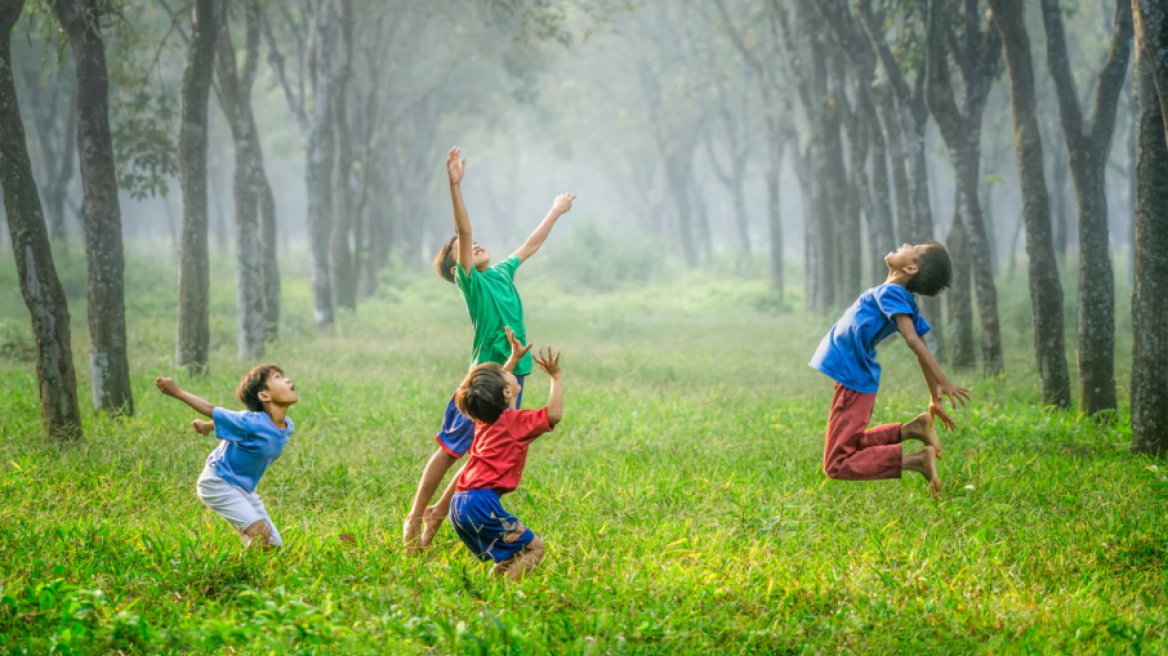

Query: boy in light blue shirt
left=809, top=243, right=970, bottom=498
left=156, top=364, right=297, bottom=550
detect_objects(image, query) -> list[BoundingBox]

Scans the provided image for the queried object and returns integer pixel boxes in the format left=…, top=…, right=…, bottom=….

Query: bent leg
left=493, top=535, right=546, bottom=582
left=404, top=448, right=458, bottom=550
left=823, top=385, right=903, bottom=481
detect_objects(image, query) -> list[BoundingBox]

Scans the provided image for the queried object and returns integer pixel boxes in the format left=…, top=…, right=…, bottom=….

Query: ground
left=0, top=250, right=1163, bottom=655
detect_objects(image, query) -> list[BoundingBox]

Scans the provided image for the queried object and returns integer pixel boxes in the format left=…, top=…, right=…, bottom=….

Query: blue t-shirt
left=205, top=408, right=293, bottom=493
left=809, top=283, right=931, bottom=394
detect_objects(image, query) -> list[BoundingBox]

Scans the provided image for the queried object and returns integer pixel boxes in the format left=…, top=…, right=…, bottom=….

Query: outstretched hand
left=505, top=326, right=533, bottom=361
left=447, top=147, right=466, bottom=185
left=155, top=376, right=180, bottom=398
left=551, top=193, right=576, bottom=215
left=929, top=401, right=956, bottom=431
left=937, top=381, right=971, bottom=410
left=533, top=347, right=562, bottom=378
left=192, top=419, right=214, bottom=436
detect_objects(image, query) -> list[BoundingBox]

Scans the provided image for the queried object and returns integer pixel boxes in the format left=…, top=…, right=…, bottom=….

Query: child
left=450, top=333, right=563, bottom=582
left=808, top=242, right=970, bottom=498
left=155, top=365, right=297, bottom=550
left=403, top=146, right=575, bottom=552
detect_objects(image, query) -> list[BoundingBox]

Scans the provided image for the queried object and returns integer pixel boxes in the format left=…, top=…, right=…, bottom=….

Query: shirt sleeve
left=515, top=407, right=554, bottom=443
left=454, top=262, right=480, bottom=303
left=877, top=285, right=930, bottom=338
left=211, top=407, right=251, bottom=442
left=491, top=255, right=521, bottom=282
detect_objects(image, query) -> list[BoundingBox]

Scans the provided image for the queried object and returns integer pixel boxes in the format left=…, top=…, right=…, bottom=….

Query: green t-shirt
left=455, top=255, right=532, bottom=376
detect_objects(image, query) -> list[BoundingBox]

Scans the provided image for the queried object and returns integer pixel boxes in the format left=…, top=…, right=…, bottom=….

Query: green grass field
left=0, top=249, right=1163, bottom=655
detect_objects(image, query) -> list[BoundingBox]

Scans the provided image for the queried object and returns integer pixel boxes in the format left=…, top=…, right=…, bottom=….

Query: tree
left=1040, top=0, right=1132, bottom=415
left=1130, top=0, right=1168, bottom=455
left=330, top=0, right=356, bottom=311
left=985, top=0, right=1072, bottom=409
left=51, top=0, right=135, bottom=415
left=923, top=0, right=1005, bottom=376
left=176, top=0, right=217, bottom=373
left=216, top=0, right=278, bottom=359
left=0, top=0, right=83, bottom=441
left=857, top=0, right=944, bottom=357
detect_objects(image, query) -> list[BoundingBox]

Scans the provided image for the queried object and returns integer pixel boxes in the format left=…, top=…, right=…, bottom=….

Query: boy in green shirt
left=403, top=147, right=575, bottom=553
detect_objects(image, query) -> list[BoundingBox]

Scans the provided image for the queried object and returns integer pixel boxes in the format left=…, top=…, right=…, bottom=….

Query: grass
left=0, top=248, right=1163, bottom=655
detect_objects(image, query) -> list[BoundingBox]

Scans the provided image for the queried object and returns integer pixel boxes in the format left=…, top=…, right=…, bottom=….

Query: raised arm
left=447, top=147, right=473, bottom=276
left=513, top=193, right=575, bottom=264
left=502, top=326, right=533, bottom=372
left=155, top=377, right=215, bottom=418
left=533, top=347, right=563, bottom=426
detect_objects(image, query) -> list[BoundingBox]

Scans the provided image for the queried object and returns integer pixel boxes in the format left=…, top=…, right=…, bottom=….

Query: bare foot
left=920, top=445, right=941, bottom=499
left=902, top=412, right=942, bottom=459
left=402, top=515, right=423, bottom=554
left=419, top=505, right=446, bottom=549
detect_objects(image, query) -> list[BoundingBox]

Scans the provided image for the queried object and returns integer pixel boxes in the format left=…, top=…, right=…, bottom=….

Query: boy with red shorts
left=809, top=242, right=971, bottom=498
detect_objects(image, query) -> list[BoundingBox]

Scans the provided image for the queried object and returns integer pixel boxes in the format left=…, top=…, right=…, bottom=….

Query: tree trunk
left=867, top=108, right=897, bottom=285
left=306, top=0, right=337, bottom=328
left=945, top=202, right=976, bottom=369
left=1040, top=0, right=1130, bottom=415
left=765, top=115, right=785, bottom=296
left=987, top=0, right=1073, bottom=409
left=330, top=0, right=356, bottom=311
left=52, top=0, right=135, bottom=415
left=1049, top=122, right=1070, bottom=261
left=1130, top=2, right=1168, bottom=454
left=215, top=0, right=266, bottom=360
left=0, top=0, right=83, bottom=441
left=176, top=0, right=217, bottom=373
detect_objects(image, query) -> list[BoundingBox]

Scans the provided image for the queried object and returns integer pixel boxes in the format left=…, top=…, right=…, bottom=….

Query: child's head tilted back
left=434, top=236, right=492, bottom=283
left=886, top=241, right=953, bottom=297
left=236, top=364, right=298, bottom=413
left=455, top=363, right=520, bottom=424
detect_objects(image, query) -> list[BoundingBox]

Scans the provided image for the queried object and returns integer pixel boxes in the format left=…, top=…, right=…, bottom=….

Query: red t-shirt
left=456, top=408, right=555, bottom=494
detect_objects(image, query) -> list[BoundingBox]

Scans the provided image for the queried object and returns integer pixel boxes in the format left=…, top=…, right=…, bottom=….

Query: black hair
left=455, top=363, right=510, bottom=424
left=236, top=364, right=284, bottom=413
left=434, top=236, right=458, bottom=283
left=905, top=241, right=953, bottom=297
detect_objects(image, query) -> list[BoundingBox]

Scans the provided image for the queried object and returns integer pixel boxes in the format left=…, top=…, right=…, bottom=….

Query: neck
left=264, top=404, right=288, bottom=429
left=885, top=269, right=912, bottom=287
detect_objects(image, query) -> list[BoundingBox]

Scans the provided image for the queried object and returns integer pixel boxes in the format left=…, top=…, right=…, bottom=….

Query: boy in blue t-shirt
left=156, top=364, right=297, bottom=550
left=809, top=242, right=971, bottom=498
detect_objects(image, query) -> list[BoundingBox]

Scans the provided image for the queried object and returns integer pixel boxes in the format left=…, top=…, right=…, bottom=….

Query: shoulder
left=488, top=256, right=521, bottom=279
left=876, top=284, right=916, bottom=308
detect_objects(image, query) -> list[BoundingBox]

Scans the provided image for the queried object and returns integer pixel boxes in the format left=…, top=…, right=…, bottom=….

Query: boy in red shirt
left=449, top=330, right=563, bottom=582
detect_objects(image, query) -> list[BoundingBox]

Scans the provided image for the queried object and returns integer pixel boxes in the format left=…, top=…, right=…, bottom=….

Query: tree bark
left=1130, top=1, right=1168, bottom=454
left=0, top=0, right=83, bottom=441
left=330, top=0, right=356, bottom=310
left=1040, top=0, right=1131, bottom=415
left=306, top=0, right=337, bottom=327
left=176, top=0, right=217, bottom=373
left=867, top=104, right=897, bottom=285
left=216, top=0, right=268, bottom=360
left=986, top=0, right=1073, bottom=409
left=924, top=0, right=1004, bottom=374
left=51, top=0, right=135, bottom=415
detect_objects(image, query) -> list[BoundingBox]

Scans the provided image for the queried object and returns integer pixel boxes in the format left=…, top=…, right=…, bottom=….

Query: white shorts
left=196, top=466, right=284, bottom=547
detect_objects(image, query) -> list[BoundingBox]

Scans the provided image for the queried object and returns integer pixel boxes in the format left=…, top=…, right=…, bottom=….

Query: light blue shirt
left=205, top=408, right=293, bottom=493
left=809, top=283, right=931, bottom=394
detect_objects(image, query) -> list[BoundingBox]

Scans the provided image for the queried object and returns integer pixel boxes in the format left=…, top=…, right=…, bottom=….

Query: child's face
left=259, top=371, right=298, bottom=407
left=885, top=243, right=929, bottom=276
left=452, top=238, right=492, bottom=272
left=501, top=370, right=521, bottom=409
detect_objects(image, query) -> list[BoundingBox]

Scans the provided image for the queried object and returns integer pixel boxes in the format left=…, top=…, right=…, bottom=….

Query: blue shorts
left=450, top=489, right=535, bottom=563
left=435, top=375, right=525, bottom=458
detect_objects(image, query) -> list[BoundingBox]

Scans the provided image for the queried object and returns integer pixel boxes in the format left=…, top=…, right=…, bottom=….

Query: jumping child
left=402, top=147, right=574, bottom=552
left=450, top=329, right=563, bottom=581
left=809, top=242, right=970, bottom=498
left=155, top=365, right=297, bottom=550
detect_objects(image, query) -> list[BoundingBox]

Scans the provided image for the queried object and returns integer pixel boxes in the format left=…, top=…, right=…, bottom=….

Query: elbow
left=547, top=410, right=563, bottom=426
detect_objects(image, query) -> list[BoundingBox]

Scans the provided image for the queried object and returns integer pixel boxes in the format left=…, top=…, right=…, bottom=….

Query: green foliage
left=0, top=256, right=1160, bottom=654
left=0, top=319, right=34, bottom=363
left=111, top=85, right=178, bottom=200
left=531, top=220, right=662, bottom=293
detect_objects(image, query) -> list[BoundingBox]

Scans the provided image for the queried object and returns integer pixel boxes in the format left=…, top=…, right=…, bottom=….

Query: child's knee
left=823, top=462, right=844, bottom=480
left=525, top=536, right=546, bottom=560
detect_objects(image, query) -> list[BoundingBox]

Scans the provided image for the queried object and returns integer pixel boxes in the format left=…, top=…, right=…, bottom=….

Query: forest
left=1, top=0, right=1167, bottom=653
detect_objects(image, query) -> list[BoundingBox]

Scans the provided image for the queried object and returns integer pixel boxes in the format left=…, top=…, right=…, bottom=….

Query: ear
left=450, top=265, right=457, bottom=278
left=258, top=390, right=272, bottom=403
left=502, top=385, right=514, bottom=400
left=904, top=263, right=919, bottom=276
